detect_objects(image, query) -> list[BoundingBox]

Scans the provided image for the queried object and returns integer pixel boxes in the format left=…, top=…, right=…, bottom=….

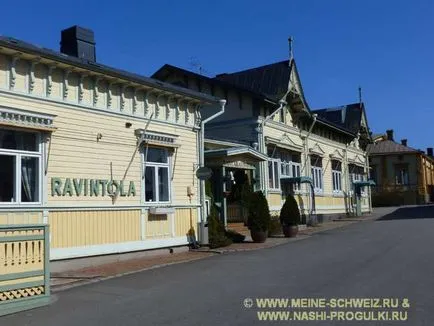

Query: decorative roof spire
left=288, top=36, right=294, bottom=63
left=358, top=86, right=362, bottom=107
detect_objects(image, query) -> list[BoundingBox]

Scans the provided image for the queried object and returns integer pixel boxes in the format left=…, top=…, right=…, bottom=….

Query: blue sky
left=1, top=0, right=433, bottom=150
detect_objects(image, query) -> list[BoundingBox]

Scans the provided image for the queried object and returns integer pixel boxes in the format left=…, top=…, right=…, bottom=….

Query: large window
left=267, top=147, right=302, bottom=192
left=0, top=129, right=41, bottom=204
left=268, top=159, right=280, bottom=190
left=332, top=160, right=342, bottom=194
left=144, top=147, right=170, bottom=202
left=311, top=155, right=323, bottom=193
left=280, top=151, right=301, bottom=192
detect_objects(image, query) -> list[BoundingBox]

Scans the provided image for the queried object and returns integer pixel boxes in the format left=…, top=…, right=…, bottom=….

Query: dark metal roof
left=213, top=59, right=312, bottom=117
left=367, top=140, right=419, bottom=155
left=315, top=116, right=355, bottom=136
left=215, top=60, right=291, bottom=102
left=0, top=36, right=221, bottom=104
left=152, top=64, right=277, bottom=104
left=313, top=103, right=364, bottom=134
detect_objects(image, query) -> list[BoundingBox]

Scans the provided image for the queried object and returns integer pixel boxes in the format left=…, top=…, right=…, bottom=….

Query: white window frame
left=332, top=160, right=342, bottom=194
left=291, top=161, right=301, bottom=192
left=143, top=146, right=172, bottom=204
left=332, top=170, right=342, bottom=193
left=268, top=158, right=280, bottom=191
left=275, top=150, right=302, bottom=193
left=0, top=129, right=43, bottom=206
left=311, top=155, right=323, bottom=194
left=349, top=165, right=366, bottom=196
left=311, top=166, right=323, bottom=194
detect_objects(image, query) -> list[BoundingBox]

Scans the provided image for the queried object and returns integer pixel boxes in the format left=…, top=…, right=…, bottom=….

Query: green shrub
left=205, top=179, right=214, bottom=202
left=268, top=216, right=283, bottom=236
left=208, top=206, right=232, bottom=249
left=225, top=229, right=246, bottom=243
left=247, top=191, right=271, bottom=232
left=280, top=195, right=301, bottom=226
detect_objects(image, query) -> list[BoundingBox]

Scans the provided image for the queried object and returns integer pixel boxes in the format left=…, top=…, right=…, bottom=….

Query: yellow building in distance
left=369, top=130, right=434, bottom=206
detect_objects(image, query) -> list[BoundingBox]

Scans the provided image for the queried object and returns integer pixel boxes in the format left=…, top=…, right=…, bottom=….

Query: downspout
left=301, top=114, right=317, bottom=218
left=344, top=143, right=350, bottom=214
left=362, top=136, right=374, bottom=214
left=199, top=99, right=226, bottom=236
left=365, top=149, right=372, bottom=213
left=301, top=113, right=318, bottom=171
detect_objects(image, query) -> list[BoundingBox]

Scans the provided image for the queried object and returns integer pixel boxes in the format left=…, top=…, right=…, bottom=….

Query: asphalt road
left=3, top=205, right=434, bottom=326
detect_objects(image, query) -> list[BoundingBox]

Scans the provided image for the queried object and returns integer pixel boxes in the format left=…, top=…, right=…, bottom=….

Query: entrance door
left=226, top=169, right=252, bottom=224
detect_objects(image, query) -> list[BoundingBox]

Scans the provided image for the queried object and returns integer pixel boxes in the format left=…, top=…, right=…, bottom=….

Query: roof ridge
left=312, top=102, right=363, bottom=111
left=216, top=60, right=290, bottom=77
left=0, top=37, right=221, bottom=103
left=153, top=64, right=277, bottom=103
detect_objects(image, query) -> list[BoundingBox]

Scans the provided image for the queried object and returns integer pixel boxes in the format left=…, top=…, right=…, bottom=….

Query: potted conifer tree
left=280, top=195, right=301, bottom=237
left=247, top=191, right=271, bottom=243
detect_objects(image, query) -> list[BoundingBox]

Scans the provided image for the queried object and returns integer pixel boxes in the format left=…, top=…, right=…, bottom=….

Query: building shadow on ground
left=376, top=205, right=434, bottom=221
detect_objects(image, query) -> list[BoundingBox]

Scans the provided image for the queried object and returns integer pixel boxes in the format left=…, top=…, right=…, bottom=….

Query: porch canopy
left=280, top=176, right=313, bottom=184
left=204, top=146, right=268, bottom=169
left=353, top=180, right=376, bottom=194
left=204, top=145, right=267, bottom=227
left=353, top=180, right=376, bottom=187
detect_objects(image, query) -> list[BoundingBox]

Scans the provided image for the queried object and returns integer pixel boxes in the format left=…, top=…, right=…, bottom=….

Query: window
left=349, top=165, right=365, bottom=184
left=311, top=155, right=323, bottom=193
left=268, top=159, right=280, bottom=190
left=332, top=160, right=342, bottom=193
left=370, top=165, right=378, bottom=184
left=280, top=151, right=301, bottom=192
left=268, top=147, right=302, bottom=192
left=394, top=164, right=409, bottom=185
left=0, top=129, right=42, bottom=204
left=349, top=164, right=366, bottom=194
left=143, top=147, right=170, bottom=202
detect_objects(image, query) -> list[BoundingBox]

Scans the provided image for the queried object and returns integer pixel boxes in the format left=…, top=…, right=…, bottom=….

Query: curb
left=51, top=253, right=217, bottom=293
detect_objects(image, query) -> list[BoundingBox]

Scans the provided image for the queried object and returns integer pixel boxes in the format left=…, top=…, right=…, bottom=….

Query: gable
left=329, top=149, right=344, bottom=160
left=284, top=60, right=310, bottom=116
left=309, top=143, right=326, bottom=156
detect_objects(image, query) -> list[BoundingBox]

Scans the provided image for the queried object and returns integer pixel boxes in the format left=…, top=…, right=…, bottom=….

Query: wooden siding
left=0, top=94, right=200, bottom=207
left=146, top=213, right=171, bottom=239
left=268, top=193, right=282, bottom=207
left=0, top=212, right=42, bottom=225
left=49, top=210, right=141, bottom=248
left=175, top=208, right=197, bottom=237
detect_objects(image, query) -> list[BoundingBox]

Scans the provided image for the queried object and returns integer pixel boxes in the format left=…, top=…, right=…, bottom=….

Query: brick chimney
left=401, top=139, right=407, bottom=147
left=386, top=129, right=394, bottom=141
left=427, top=148, right=433, bottom=157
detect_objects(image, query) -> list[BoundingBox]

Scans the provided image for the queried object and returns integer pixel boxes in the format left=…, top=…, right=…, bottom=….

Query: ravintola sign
left=51, top=177, right=136, bottom=197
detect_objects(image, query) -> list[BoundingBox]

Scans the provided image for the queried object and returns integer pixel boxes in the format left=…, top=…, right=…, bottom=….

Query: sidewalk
left=50, top=214, right=375, bottom=292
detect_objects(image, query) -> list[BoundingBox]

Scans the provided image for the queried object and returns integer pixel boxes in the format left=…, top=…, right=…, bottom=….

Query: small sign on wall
left=51, top=177, right=136, bottom=197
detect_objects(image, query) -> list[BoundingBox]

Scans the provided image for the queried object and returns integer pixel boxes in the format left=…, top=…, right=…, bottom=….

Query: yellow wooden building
left=153, top=52, right=373, bottom=223
left=0, top=26, right=224, bottom=260
left=369, top=130, right=434, bottom=205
